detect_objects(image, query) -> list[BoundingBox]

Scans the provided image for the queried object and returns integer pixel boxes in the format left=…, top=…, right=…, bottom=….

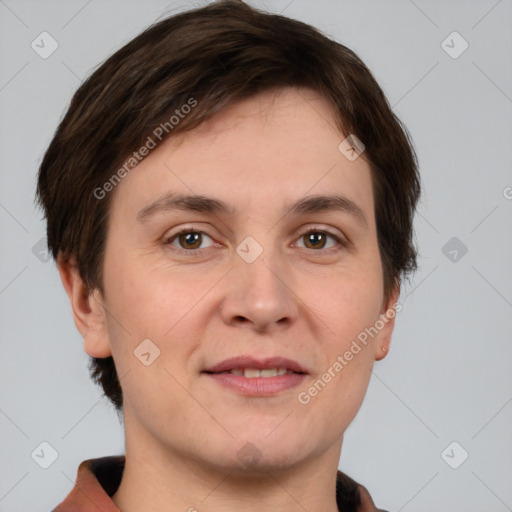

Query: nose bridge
left=220, top=235, right=297, bottom=330
left=241, top=244, right=283, bottom=297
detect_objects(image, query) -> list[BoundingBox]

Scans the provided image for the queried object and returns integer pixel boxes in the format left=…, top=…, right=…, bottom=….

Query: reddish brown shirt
left=52, top=456, right=389, bottom=512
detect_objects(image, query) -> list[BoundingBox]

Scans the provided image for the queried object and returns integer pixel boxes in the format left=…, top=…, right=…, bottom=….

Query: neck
left=112, top=410, right=342, bottom=512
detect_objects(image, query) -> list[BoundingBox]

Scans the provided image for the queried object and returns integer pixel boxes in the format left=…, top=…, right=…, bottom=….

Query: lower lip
left=203, top=372, right=307, bottom=396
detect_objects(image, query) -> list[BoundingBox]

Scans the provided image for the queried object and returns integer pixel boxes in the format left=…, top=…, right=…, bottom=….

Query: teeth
left=227, top=368, right=290, bottom=378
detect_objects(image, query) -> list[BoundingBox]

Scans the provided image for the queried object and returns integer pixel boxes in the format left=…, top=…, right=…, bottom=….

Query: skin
left=59, top=86, right=399, bottom=512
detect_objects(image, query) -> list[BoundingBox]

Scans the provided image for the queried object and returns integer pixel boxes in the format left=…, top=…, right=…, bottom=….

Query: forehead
left=172, top=87, right=342, bottom=162
left=109, top=86, right=374, bottom=223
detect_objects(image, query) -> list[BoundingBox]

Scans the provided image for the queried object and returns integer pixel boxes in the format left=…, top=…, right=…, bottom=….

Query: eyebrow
left=136, top=192, right=368, bottom=228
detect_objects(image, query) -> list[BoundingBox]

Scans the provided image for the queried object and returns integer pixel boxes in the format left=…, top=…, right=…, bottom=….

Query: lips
left=202, top=356, right=308, bottom=374
left=202, top=355, right=308, bottom=396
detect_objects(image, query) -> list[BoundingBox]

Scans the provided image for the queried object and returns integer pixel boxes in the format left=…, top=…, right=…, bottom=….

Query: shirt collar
left=52, top=455, right=384, bottom=512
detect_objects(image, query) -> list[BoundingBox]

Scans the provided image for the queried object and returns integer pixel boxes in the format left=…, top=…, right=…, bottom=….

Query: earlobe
left=57, top=255, right=113, bottom=358
left=374, top=281, right=400, bottom=361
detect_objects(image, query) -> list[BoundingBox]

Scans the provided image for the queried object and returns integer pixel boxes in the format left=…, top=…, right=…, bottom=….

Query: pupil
left=307, top=232, right=324, bottom=248
left=179, top=232, right=326, bottom=250
left=181, top=232, right=200, bottom=248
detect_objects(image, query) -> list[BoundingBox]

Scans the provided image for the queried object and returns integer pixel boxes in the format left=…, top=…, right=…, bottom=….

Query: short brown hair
left=36, top=0, right=421, bottom=411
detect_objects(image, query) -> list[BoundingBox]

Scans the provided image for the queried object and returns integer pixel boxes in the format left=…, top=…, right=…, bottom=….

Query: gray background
left=1, top=0, right=511, bottom=511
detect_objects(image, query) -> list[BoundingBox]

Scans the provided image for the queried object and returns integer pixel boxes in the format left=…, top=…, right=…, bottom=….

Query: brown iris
left=178, top=232, right=202, bottom=250
left=303, top=231, right=328, bottom=250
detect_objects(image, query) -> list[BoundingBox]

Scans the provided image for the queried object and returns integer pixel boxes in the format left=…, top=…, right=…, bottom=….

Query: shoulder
left=336, top=470, right=390, bottom=512
left=358, top=483, right=391, bottom=512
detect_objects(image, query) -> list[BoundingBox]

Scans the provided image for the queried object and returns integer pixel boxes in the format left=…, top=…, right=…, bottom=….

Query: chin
left=212, top=446, right=305, bottom=476
left=233, top=432, right=306, bottom=468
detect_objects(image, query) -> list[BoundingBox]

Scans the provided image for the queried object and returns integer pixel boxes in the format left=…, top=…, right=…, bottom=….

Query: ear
left=57, top=255, right=113, bottom=358
left=374, top=280, right=401, bottom=361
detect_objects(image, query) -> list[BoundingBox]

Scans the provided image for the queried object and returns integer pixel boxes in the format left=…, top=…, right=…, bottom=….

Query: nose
left=219, top=246, right=299, bottom=333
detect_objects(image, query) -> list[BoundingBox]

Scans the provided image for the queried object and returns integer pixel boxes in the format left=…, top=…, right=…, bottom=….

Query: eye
left=162, top=226, right=350, bottom=256
left=164, top=228, right=215, bottom=254
left=294, top=228, right=348, bottom=251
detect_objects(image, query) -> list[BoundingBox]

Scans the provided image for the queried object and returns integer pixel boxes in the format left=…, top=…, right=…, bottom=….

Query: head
left=36, top=0, right=420, bottom=471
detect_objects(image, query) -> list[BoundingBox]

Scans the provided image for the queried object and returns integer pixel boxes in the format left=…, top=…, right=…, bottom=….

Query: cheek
left=100, top=262, right=198, bottom=409
left=306, top=298, right=378, bottom=434
left=103, top=249, right=201, bottom=335
left=316, top=268, right=383, bottom=342
left=100, top=252, right=215, bottom=394
left=307, top=265, right=382, bottom=406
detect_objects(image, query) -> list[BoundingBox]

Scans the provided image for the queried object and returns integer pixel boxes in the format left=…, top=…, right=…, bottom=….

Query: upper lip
left=203, top=356, right=308, bottom=374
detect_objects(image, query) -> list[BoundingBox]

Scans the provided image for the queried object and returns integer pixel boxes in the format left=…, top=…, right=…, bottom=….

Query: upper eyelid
left=164, top=224, right=344, bottom=240
left=164, top=225, right=349, bottom=249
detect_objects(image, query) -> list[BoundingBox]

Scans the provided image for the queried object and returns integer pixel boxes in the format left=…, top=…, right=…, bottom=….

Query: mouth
left=201, top=356, right=308, bottom=396
left=205, top=368, right=301, bottom=377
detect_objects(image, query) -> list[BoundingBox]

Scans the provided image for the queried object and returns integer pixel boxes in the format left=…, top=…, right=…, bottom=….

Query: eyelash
left=163, top=226, right=350, bottom=255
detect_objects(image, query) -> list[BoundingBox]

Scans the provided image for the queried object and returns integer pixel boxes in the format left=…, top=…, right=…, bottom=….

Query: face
left=73, top=86, right=398, bottom=474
